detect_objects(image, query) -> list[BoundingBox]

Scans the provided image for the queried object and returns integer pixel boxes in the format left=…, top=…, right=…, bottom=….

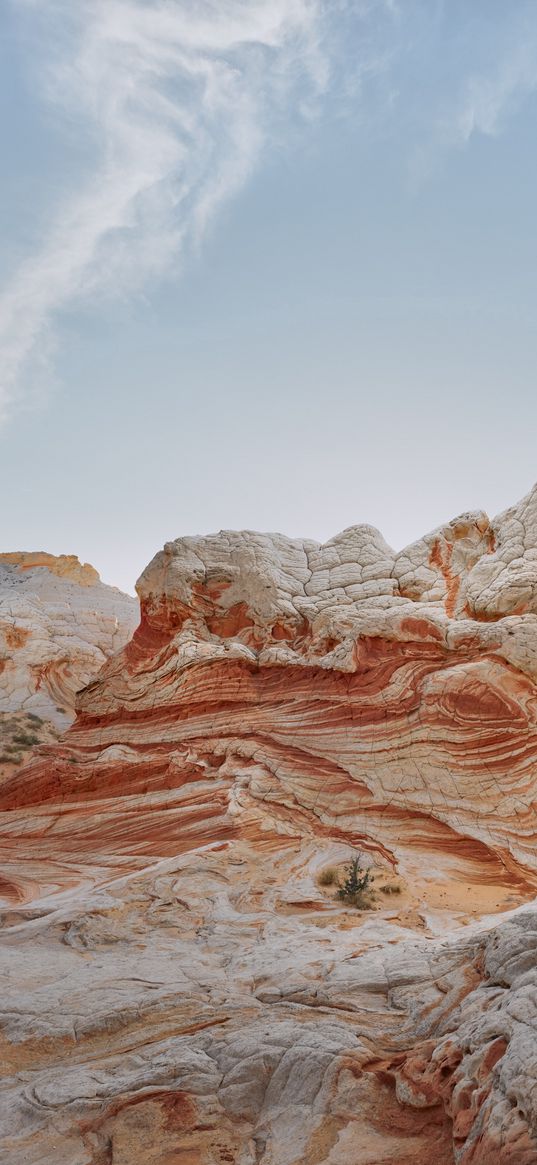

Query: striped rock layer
left=5, top=484, right=537, bottom=885
left=3, top=488, right=537, bottom=1163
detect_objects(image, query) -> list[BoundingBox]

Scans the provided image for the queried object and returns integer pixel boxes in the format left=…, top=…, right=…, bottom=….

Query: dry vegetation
left=0, top=712, right=59, bottom=783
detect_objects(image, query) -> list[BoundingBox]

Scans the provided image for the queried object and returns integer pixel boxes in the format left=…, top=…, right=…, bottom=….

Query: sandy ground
left=305, top=858, right=535, bottom=935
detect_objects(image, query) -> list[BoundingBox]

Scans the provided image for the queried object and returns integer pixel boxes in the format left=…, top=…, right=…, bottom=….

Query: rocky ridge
left=3, top=490, right=537, bottom=1162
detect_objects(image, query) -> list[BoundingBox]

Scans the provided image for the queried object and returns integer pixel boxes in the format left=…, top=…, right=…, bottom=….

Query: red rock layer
left=3, top=511, right=537, bottom=897
left=3, top=497, right=537, bottom=1163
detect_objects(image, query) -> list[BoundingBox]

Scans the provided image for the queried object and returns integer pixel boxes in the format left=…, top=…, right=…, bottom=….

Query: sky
left=2, top=0, right=537, bottom=594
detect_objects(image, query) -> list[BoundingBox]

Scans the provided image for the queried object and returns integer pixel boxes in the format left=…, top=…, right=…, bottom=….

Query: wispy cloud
left=1, top=0, right=367, bottom=421
left=8, top=1, right=533, bottom=422
left=408, top=6, right=537, bottom=188
left=453, top=42, right=537, bottom=145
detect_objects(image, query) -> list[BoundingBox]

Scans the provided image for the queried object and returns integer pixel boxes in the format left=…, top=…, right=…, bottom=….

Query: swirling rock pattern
left=6, top=486, right=537, bottom=883
left=0, top=552, right=139, bottom=727
left=3, top=489, right=537, bottom=1162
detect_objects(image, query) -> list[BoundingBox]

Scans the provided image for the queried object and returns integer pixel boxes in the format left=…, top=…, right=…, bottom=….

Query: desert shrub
left=26, top=713, right=42, bottom=725
left=0, top=753, right=12, bottom=763
left=318, top=867, right=337, bottom=887
left=380, top=883, right=402, bottom=895
left=337, top=854, right=372, bottom=908
left=13, top=732, right=38, bottom=747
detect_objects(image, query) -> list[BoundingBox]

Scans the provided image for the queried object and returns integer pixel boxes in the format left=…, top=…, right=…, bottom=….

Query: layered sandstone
left=0, top=552, right=138, bottom=726
left=6, top=486, right=537, bottom=886
left=3, top=488, right=537, bottom=1162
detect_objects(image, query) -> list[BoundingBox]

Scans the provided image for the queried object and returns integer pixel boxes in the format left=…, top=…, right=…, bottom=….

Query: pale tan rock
left=0, top=551, right=101, bottom=585
left=0, top=552, right=138, bottom=726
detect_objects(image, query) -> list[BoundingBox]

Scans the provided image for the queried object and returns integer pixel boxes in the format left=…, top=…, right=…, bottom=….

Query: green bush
left=13, top=732, right=38, bottom=747
left=337, top=855, right=373, bottom=908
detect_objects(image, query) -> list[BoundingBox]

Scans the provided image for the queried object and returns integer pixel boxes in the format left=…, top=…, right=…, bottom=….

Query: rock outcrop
left=0, top=552, right=138, bottom=727
left=3, top=487, right=537, bottom=1163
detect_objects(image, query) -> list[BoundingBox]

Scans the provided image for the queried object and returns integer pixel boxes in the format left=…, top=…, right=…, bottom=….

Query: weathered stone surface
left=1, top=842, right=536, bottom=1163
left=0, top=552, right=139, bottom=727
left=2, top=489, right=537, bottom=1162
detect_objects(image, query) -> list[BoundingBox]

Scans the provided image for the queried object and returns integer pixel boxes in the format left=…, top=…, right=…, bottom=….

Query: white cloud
left=434, top=4, right=537, bottom=160
left=406, top=13, right=537, bottom=192
left=0, top=0, right=348, bottom=421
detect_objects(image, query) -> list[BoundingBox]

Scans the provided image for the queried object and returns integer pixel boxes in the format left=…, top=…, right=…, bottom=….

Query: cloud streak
left=408, top=4, right=537, bottom=188
left=453, top=40, right=537, bottom=145
left=6, top=1, right=535, bottom=422
left=0, top=0, right=346, bottom=420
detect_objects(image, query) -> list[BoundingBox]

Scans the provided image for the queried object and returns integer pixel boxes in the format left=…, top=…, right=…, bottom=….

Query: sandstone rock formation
left=3, top=487, right=537, bottom=1163
left=0, top=552, right=138, bottom=727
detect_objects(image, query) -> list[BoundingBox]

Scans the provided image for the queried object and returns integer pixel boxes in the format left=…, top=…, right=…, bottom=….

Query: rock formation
left=0, top=552, right=139, bottom=727
left=3, top=488, right=537, bottom=1163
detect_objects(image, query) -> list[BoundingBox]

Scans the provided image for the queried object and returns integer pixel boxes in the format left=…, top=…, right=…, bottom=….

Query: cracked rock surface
left=3, top=490, right=537, bottom=1162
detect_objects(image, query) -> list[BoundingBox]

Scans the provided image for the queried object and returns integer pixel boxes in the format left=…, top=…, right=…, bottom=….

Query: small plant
left=0, top=753, right=12, bottom=763
left=380, top=883, right=402, bottom=895
left=318, top=867, right=337, bottom=887
left=13, top=732, right=38, bottom=747
left=337, top=854, right=372, bottom=908
left=26, top=713, right=43, bottom=725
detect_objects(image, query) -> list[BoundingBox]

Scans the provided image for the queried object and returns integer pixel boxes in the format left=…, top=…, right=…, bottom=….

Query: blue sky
left=2, top=0, right=537, bottom=593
